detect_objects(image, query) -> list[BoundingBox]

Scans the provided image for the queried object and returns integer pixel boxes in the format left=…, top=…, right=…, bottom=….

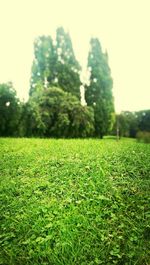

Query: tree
left=85, top=38, right=115, bottom=138
left=137, top=110, right=150, bottom=132
left=68, top=103, right=94, bottom=138
left=0, top=82, right=21, bottom=136
left=112, top=112, right=137, bottom=138
left=112, top=111, right=143, bottom=138
left=18, top=100, right=45, bottom=137
left=37, top=87, right=94, bottom=138
left=30, top=28, right=81, bottom=100
left=29, top=35, right=55, bottom=96
left=54, top=27, right=81, bottom=99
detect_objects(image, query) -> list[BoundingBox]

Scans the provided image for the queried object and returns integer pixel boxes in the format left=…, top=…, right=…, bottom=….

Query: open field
left=0, top=138, right=150, bottom=265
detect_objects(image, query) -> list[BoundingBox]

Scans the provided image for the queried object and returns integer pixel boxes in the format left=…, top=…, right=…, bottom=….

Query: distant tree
left=112, top=111, right=139, bottom=138
left=128, top=112, right=139, bottom=137
left=85, top=38, right=115, bottom=138
left=0, top=83, right=21, bottom=136
left=137, top=110, right=150, bottom=132
left=117, top=112, right=130, bottom=137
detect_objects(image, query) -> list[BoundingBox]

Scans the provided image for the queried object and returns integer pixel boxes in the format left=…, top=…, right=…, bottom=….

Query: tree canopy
left=33, top=87, right=94, bottom=138
left=85, top=38, right=115, bottom=138
left=0, top=83, right=21, bottom=136
left=30, top=27, right=81, bottom=99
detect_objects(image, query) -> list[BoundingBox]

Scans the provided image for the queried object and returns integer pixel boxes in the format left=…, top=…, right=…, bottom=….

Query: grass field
left=0, top=138, right=150, bottom=265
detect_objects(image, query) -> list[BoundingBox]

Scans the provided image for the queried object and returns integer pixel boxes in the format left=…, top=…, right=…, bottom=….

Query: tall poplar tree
left=30, top=28, right=81, bottom=100
left=52, top=27, right=81, bottom=99
left=85, top=38, right=114, bottom=137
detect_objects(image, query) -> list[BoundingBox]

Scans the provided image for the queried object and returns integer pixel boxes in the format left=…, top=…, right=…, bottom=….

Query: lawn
left=0, top=138, right=150, bottom=265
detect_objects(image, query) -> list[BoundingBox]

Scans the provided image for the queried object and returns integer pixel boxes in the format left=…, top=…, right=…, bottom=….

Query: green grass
left=0, top=138, right=150, bottom=265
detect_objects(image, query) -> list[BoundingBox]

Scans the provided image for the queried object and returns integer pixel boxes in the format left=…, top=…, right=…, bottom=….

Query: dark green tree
left=18, top=100, right=45, bottom=137
left=85, top=38, right=115, bottom=138
left=113, top=112, right=137, bottom=138
left=0, top=82, right=21, bottom=136
left=38, top=87, right=94, bottom=138
left=112, top=111, right=143, bottom=138
left=137, top=110, right=150, bottom=132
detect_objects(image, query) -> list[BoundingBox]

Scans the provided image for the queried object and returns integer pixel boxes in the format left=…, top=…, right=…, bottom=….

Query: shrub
left=136, top=131, right=150, bottom=143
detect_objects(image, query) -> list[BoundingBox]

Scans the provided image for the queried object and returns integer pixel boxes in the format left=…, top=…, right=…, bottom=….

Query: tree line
left=112, top=110, right=150, bottom=138
left=0, top=27, right=149, bottom=138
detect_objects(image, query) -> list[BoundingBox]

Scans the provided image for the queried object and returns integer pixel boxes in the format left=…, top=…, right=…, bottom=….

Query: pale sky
left=0, top=0, right=150, bottom=112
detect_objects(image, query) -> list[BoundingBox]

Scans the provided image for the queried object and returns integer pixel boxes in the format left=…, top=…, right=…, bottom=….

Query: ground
left=0, top=138, right=150, bottom=265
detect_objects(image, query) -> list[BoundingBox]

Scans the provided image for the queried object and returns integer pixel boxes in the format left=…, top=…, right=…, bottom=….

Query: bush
left=33, top=87, right=95, bottom=138
left=136, top=131, right=150, bottom=143
left=0, top=82, right=21, bottom=136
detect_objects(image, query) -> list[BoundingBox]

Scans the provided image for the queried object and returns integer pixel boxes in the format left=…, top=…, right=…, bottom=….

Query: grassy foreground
left=0, top=138, right=150, bottom=265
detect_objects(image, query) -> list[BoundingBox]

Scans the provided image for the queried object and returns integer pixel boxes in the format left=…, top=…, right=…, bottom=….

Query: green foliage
left=112, top=110, right=150, bottom=138
left=115, top=112, right=138, bottom=138
left=137, top=110, right=150, bottom=132
left=0, top=138, right=149, bottom=264
left=54, top=27, right=81, bottom=99
left=0, top=82, right=94, bottom=138
left=0, top=83, right=21, bottom=136
left=25, top=32, right=120, bottom=139
left=38, top=87, right=94, bottom=138
left=85, top=38, right=115, bottom=137
left=30, top=36, right=55, bottom=96
left=30, top=27, right=81, bottom=99
left=18, top=100, right=45, bottom=137
left=136, top=131, right=150, bottom=143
